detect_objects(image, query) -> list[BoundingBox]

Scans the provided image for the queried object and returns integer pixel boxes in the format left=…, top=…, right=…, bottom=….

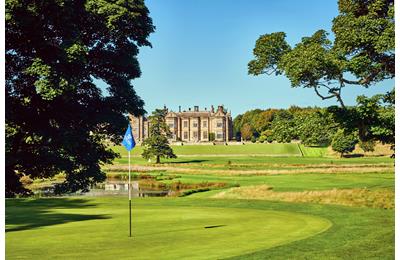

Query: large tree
left=248, top=0, right=394, bottom=108
left=328, top=89, right=395, bottom=154
left=141, top=109, right=177, bottom=164
left=6, top=0, right=155, bottom=197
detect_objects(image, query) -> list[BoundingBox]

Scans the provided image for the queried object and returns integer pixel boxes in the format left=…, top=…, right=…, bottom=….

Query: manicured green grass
left=10, top=145, right=394, bottom=259
left=6, top=197, right=393, bottom=259
left=298, top=144, right=328, bottom=157
left=111, top=154, right=394, bottom=166
left=6, top=197, right=331, bottom=259
left=161, top=172, right=394, bottom=192
left=112, top=143, right=302, bottom=156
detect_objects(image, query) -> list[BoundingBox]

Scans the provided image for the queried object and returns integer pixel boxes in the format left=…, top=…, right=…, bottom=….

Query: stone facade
left=130, top=105, right=233, bottom=143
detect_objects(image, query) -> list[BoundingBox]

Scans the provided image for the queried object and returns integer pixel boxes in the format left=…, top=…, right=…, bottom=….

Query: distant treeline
left=233, top=90, right=394, bottom=155
left=233, top=106, right=336, bottom=146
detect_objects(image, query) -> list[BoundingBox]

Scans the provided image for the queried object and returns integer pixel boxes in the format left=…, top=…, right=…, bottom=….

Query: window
left=183, top=121, right=188, bottom=127
left=217, top=121, right=223, bottom=128
left=183, top=132, right=188, bottom=139
left=168, top=122, right=174, bottom=128
left=216, top=132, right=223, bottom=139
left=203, top=131, right=208, bottom=139
left=193, top=122, right=198, bottom=127
left=193, top=131, right=198, bottom=139
left=203, top=121, right=207, bottom=127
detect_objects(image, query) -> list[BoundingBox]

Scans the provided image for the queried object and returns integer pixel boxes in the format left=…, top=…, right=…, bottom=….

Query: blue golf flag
left=122, top=124, right=136, bottom=151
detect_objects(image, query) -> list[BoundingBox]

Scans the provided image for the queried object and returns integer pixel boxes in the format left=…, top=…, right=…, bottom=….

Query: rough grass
left=213, top=185, right=394, bottom=209
left=104, top=164, right=394, bottom=176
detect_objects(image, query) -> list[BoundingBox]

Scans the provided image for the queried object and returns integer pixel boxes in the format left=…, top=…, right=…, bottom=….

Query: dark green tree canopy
left=248, top=0, right=394, bottom=108
left=331, top=129, right=358, bottom=157
left=328, top=89, right=395, bottom=150
left=141, top=109, right=177, bottom=164
left=6, top=0, right=155, bottom=196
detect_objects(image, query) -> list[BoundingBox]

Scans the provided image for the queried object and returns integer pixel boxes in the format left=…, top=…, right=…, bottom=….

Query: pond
left=32, top=180, right=176, bottom=198
left=86, top=180, right=175, bottom=197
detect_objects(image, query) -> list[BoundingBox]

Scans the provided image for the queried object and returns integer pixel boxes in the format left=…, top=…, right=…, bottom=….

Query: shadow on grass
left=138, top=225, right=227, bottom=237
left=166, top=159, right=209, bottom=164
left=5, top=198, right=110, bottom=232
left=343, top=154, right=364, bottom=158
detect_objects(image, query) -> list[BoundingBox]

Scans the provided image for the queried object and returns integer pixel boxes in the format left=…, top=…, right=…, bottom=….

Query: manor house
left=130, top=105, right=233, bottom=143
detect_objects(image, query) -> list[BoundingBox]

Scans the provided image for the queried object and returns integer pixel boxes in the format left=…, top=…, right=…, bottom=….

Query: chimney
left=194, top=106, right=199, bottom=112
left=179, top=106, right=181, bottom=112
left=211, top=105, right=215, bottom=113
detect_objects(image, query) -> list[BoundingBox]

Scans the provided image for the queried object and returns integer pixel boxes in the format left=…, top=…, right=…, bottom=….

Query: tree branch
left=313, top=86, right=336, bottom=100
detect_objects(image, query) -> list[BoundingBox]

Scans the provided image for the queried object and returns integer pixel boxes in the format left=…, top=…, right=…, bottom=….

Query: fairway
left=6, top=197, right=331, bottom=260
left=7, top=145, right=394, bottom=259
left=112, top=143, right=302, bottom=157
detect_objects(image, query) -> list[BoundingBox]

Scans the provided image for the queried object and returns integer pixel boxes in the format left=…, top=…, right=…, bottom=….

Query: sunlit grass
left=213, top=185, right=394, bottom=209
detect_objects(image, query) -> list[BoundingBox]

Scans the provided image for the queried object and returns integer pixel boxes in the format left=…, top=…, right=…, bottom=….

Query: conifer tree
left=142, top=109, right=177, bottom=164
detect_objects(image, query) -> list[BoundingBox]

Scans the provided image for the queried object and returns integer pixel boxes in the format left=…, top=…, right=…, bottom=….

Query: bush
left=209, top=132, right=215, bottom=141
left=251, top=136, right=257, bottom=143
left=331, top=129, right=358, bottom=157
left=258, top=135, right=267, bottom=143
left=359, top=140, right=375, bottom=152
left=20, top=175, right=33, bottom=186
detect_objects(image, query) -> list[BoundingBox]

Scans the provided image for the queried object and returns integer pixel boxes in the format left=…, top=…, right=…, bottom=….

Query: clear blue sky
left=98, top=0, right=394, bottom=117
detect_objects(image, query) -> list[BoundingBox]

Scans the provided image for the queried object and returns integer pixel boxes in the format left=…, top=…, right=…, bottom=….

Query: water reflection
left=87, top=180, right=175, bottom=197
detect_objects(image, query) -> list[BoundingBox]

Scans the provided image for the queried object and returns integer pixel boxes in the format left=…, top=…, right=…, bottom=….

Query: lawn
left=6, top=197, right=393, bottom=259
left=6, top=197, right=331, bottom=259
left=111, top=154, right=393, bottom=165
left=7, top=144, right=395, bottom=259
left=112, top=143, right=302, bottom=157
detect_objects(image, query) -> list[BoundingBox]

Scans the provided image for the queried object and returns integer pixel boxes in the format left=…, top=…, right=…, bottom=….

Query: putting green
left=6, top=199, right=331, bottom=259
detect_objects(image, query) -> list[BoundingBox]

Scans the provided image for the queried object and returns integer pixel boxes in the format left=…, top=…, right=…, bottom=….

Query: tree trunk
left=156, top=155, right=160, bottom=164
left=340, top=152, right=343, bottom=158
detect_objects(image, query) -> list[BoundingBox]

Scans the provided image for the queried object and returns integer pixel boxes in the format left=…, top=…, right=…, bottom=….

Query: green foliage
left=248, top=0, right=394, bottom=107
left=240, top=123, right=254, bottom=141
left=333, top=0, right=394, bottom=84
left=328, top=89, right=395, bottom=153
left=142, top=109, right=177, bottom=163
left=270, top=110, right=296, bottom=143
left=359, top=140, right=375, bottom=153
left=208, top=132, right=216, bottom=142
left=331, top=129, right=358, bottom=157
left=235, top=107, right=337, bottom=146
left=297, top=110, right=338, bottom=146
left=233, top=109, right=277, bottom=139
left=248, top=32, right=291, bottom=76
left=5, top=0, right=154, bottom=196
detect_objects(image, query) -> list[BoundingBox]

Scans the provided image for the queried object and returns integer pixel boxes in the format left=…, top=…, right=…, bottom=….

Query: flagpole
left=122, top=124, right=135, bottom=238
left=129, top=150, right=132, bottom=237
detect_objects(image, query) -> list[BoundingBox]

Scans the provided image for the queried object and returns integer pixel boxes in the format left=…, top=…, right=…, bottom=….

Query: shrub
left=359, top=140, right=376, bottom=152
left=331, top=129, right=358, bottom=157
left=209, top=132, right=215, bottom=141
left=20, top=175, right=33, bottom=186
